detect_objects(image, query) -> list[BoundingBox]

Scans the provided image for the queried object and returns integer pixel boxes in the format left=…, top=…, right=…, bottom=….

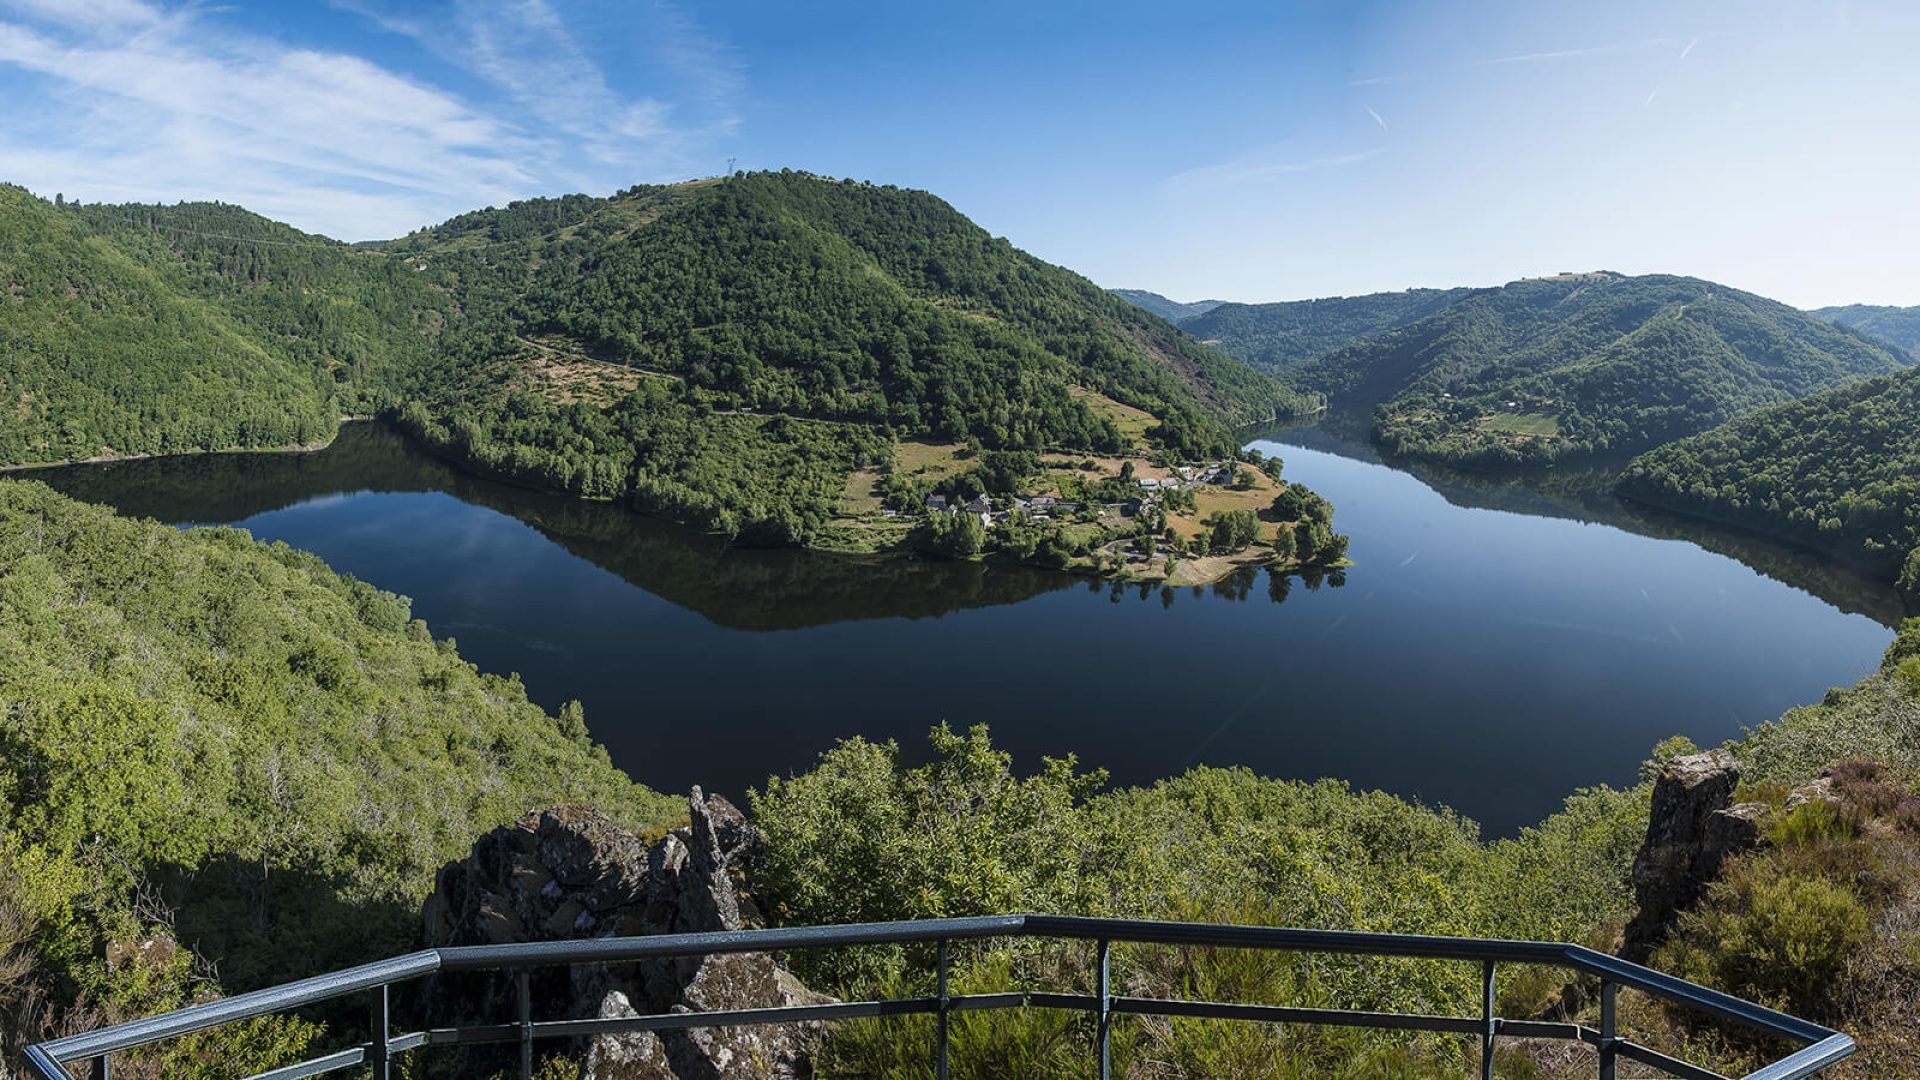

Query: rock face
left=421, top=788, right=825, bottom=1078
left=1622, top=750, right=1765, bottom=962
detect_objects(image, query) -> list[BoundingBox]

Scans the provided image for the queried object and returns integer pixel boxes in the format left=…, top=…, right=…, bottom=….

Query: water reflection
left=31, top=423, right=1081, bottom=631
left=1257, top=412, right=1911, bottom=628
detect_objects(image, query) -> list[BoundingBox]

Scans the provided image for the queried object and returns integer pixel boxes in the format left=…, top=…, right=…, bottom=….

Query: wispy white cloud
left=1356, top=36, right=1673, bottom=85
left=1365, top=105, right=1389, bottom=132
left=1164, top=147, right=1386, bottom=190
left=0, top=0, right=744, bottom=238
left=1478, top=37, right=1672, bottom=67
left=1644, top=88, right=1659, bottom=106
left=1679, top=37, right=1697, bottom=60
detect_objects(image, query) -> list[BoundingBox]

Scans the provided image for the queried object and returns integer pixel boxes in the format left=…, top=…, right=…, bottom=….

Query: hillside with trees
left=1283, top=273, right=1908, bottom=466
left=0, top=185, right=345, bottom=464
left=1812, top=303, right=1920, bottom=352
left=1179, top=288, right=1472, bottom=372
left=0, top=479, right=673, bottom=1069
left=1618, top=366, right=1920, bottom=603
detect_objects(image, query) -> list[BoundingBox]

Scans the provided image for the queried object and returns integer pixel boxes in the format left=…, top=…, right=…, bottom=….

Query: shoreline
left=0, top=416, right=372, bottom=473
left=18, top=415, right=1351, bottom=589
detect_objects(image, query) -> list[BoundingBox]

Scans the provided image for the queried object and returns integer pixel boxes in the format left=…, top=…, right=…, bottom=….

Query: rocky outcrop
left=1622, top=750, right=1766, bottom=962
left=420, top=788, right=826, bottom=1078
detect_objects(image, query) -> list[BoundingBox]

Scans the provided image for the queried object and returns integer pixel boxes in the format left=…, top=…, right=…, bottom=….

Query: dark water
left=25, top=422, right=1902, bottom=835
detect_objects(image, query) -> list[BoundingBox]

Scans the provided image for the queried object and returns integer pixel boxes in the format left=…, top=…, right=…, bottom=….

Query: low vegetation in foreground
left=0, top=479, right=674, bottom=1073
left=3, top=481, right=1916, bottom=1076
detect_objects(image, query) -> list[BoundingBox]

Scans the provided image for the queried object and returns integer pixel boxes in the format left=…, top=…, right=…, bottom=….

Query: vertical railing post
left=1096, top=939, right=1112, bottom=1080
left=936, top=939, right=951, bottom=1080
left=1598, top=980, right=1617, bottom=1080
left=517, top=969, right=533, bottom=1080
left=87, top=1055, right=107, bottom=1080
left=368, top=983, right=391, bottom=1080
left=1480, top=960, right=1497, bottom=1080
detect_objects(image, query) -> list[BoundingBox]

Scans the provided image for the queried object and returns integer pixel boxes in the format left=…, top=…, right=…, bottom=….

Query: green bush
left=1657, top=871, right=1870, bottom=1015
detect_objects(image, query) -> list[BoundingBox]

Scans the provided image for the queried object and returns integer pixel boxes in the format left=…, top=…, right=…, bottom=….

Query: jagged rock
left=581, top=991, right=673, bottom=1080
left=418, top=789, right=824, bottom=1079
left=1622, top=750, right=1764, bottom=961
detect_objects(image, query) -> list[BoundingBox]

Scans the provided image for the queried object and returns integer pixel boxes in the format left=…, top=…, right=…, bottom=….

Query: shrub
left=1657, top=870, right=1870, bottom=1016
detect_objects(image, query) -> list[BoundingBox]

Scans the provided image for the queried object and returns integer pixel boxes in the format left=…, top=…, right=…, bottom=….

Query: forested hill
left=2, top=173, right=1317, bottom=548
left=0, top=185, right=340, bottom=463
left=1812, top=303, right=1920, bottom=352
left=1618, top=366, right=1920, bottom=602
left=393, top=171, right=1305, bottom=432
left=1284, top=272, right=1909, bottom=466
left=1179, top=288, right=1473, bottom=372
left=1109, top=288, right=1224, bottom=323
left=380, top=171, right=1317, bottom=542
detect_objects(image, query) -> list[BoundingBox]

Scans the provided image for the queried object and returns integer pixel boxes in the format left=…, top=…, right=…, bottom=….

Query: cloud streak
left=1164, top=147, right=1386, bottom=190
left=0, top=0, right=744, bottom=238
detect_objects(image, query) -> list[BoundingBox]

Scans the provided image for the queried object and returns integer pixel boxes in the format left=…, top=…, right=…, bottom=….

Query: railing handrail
left=23, top=913, right=1854, bottom=1080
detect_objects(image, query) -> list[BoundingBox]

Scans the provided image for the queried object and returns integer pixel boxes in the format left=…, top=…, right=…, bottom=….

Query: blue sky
left=2, top=0, right=1914, bottom=308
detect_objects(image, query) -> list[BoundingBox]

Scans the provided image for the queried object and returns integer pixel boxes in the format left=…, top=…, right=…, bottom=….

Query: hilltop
left=1108, top=288, right=1225, bottom=323
left=1812, top=303, right=1920, bottom=352
left=1179, top=287, right=1473, bottom=372
left=1281, top=272, right=1908, bottom=466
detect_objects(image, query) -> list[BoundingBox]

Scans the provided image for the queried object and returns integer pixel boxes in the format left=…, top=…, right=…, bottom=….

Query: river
left=26, top=420, right=1902, bottom=835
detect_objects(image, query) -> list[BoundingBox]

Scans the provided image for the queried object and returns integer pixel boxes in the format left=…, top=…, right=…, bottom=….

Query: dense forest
left=0, top=186, right=341, bottom=464
left=0, top=479, right=674, bottom=1071
left=1274, top=273, right=1908, bottom=466
left=1618, top=366, right=1920, bottom=603
left=1811, top=303, right=1920, bottom=352
left=1176, top=287, right=1472, bottom=372
left=2, top=174, right=1323, bottom=550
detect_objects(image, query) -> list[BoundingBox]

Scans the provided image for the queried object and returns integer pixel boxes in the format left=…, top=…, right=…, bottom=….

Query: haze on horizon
left=1, top=0, right=1913, bottom=310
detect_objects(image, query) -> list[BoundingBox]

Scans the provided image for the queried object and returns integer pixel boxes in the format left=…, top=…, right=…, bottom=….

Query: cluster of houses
left=902, top=459, right=1245, bottom=529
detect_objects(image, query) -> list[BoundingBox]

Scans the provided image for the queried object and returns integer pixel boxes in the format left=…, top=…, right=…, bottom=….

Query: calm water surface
left=29, top=422, right=1902, bottom=834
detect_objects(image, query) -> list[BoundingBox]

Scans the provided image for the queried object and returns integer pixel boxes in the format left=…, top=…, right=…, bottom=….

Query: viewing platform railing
left=22, top=913, right=1853, bottom=1080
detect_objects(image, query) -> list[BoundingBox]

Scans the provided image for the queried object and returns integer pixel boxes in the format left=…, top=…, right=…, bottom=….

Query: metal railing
left=21, top=914, right=1853, bottom=1080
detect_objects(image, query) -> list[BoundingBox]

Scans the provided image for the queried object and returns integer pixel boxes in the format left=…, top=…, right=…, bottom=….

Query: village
left=911, top=458, right=1248, bottom=531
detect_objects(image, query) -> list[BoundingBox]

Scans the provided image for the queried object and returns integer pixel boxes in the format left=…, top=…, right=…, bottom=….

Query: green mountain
left=1181, top=288, right=1473, bottom=372
left=3, top=174, right=1319, bottom=549
left=379, top=172, right=1315, bottom=544
left=1109, top=288, right=1225, bottom=323
left=1286, top=272, right=1909, bottom=466
left=1812, top=303, right=1920, bottom=352
left=1619, top=365, right=1920, bottom=602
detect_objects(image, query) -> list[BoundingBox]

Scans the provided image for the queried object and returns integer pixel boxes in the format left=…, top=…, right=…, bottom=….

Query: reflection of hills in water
left=1254, top=414, right=1912, bottom=629
left=25, top=423, right=1075, bottom=632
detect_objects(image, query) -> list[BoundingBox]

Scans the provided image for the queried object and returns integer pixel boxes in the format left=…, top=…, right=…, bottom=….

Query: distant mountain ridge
left=1279, top=272, right=1908, bottom=466
left=1811, top=303, right=1920, bottom=352
left=1109, top=288, right=1225, bottom=323
left=1180, top=288, right=1474, bottom=373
